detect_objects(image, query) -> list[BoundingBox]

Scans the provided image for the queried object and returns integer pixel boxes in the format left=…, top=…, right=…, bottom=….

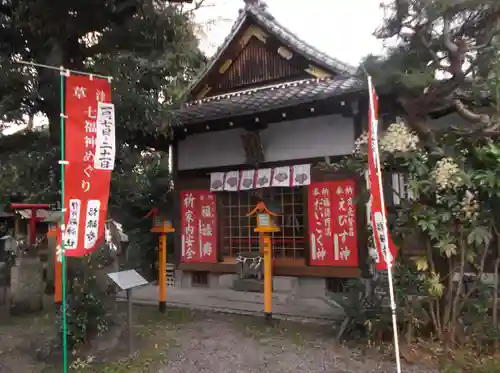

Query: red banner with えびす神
left=180, top=190, right=217, bottom=263
left=61, top=75, right=113, bottom=257
left=308, top=180, right=358, bottom=266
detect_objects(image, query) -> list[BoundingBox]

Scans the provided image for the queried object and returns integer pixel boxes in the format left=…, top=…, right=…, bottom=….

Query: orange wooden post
left=247, top=202, right=281, bottom=320
left=262, top=233, right=273, bottom=317
left=151, top=215, right=175, bottom=313
left=48, top=223, right=62, bottom=304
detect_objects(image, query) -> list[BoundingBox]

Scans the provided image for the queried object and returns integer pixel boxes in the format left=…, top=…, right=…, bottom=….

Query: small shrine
left=167, top=0, right=460, bottom=297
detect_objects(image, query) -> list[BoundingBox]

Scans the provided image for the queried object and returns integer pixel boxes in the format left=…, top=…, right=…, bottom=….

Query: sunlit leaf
left=412, top=256, right=429, bottom=271
left=426, top=272, right=444, bottom=298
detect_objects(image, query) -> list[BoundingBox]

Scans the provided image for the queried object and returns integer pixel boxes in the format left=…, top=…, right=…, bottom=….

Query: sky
left=193, top=0, right=386, bottom=66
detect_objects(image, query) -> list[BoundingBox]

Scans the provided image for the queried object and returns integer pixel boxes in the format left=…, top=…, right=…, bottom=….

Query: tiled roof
left=184, top=2, right=357, bottom=101
left=0, top=209, right=14, bottom=218
left=174, top=75, right=364, bottom=125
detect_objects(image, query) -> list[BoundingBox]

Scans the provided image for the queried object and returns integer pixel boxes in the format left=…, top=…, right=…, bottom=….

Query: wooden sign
left=180, top=190, right=217, bottom=263
left=308, top=180, right=358, bottom=267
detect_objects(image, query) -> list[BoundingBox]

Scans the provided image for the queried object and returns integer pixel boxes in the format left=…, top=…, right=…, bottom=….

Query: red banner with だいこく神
left=308, top=180, right=358, bottom=266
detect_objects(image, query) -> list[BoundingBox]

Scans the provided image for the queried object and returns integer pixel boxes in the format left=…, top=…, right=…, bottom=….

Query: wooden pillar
left=47, top=223, right=62, bottom=304
left=14, top=215, right=20, bottom=237
left=151, top=218, right=175, bottom=313
left=29, top=208, right=37, bottom=245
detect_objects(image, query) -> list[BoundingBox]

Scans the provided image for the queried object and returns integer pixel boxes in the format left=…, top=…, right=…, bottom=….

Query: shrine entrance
left=219, top=187, right=305, bottom=264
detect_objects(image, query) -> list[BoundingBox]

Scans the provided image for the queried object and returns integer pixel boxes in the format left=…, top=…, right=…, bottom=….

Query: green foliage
left=361, top=0, right=500, bottom=138
left=0, top=134, right=58, bottom=203
left=0, top=1, right=205, bottom=135
left=0, top=2, right=203, bottom=276
left=333, top=264, right=431, bottom=344
left=109, top=148, right=172, bottom=276
left=58, top=254, right=111, bottom=349
left=333, top=88, right=500, bottom=346
left=0, top=0, right=204, bottom=212
left=332, top=278, right=391, bottom=343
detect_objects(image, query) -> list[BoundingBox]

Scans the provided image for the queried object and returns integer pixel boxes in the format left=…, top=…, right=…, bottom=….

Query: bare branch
left=416, top=27, right=447, bottom=70
left=182, top=0, right=214, bottom=15
left=453, top=99, right=490, bottom=124
left=471, top=24, right=500, bottom=51
left=443, top=15, right=459, bottom=53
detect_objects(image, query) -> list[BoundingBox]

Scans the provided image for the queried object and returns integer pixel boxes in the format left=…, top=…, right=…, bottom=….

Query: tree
left=0, top=0, right=205, bottom=204
left=330, top=0, right=500, bottom=349
left=0, top=0, right=205, bottom=148
left=364, top=0, right=500, bottom=141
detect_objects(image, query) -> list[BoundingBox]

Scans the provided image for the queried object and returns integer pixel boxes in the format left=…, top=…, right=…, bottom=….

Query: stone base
left=232, top=278, right=264, bottom=292
left=296, top=277, right=327, bottom=298
left=9, top=257, right=44, bottom=315
left=174, top=271, right=344, bottom=299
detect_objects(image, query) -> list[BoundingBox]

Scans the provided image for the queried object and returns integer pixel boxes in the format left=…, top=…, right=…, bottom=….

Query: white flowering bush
left=353, top=131, right=368, bottom=154
left=430, top=157, right=463, bottom=190
left=333, top=125, right=500, bottom=347
left=379, top=123, right=419, bottom=153
left=460, top=191, right=479, bottom=220
left=353, top=123, right=419, bottom=158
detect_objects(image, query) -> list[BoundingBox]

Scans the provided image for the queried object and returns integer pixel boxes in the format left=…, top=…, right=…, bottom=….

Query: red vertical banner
left=367, top=76, right=398, bottom=270
left=199, top=191, right=217, bottom=262
left=63, top=75, right=113, bottom=257
left=308, top=180, right=358, bottom=266
left=180, top=190, right=217, bottom=263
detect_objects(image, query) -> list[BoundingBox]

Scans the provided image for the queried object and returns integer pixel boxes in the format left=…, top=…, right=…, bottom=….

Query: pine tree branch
left=443, top=14, right=459, bottom=54
left=453, top=99, right=490, bottom=125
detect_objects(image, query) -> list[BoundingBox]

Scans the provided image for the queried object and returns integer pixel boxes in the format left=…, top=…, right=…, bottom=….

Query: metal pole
left=59, top=66, right=69, bottom=373
left=367, top=76, right=402, bottom=373
left=127, top=288, right=133, bottom=356
left=17, top=60, right=112, bottom=81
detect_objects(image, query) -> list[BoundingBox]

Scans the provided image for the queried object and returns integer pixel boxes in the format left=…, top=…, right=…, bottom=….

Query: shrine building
left=169, top=0, right=464, bottom=295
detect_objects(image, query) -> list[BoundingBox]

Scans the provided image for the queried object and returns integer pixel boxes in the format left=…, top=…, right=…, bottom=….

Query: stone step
left=232, top=278, right=265, bottom=293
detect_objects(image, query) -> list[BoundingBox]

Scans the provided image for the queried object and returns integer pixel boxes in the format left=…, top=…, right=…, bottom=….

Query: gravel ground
left=157, top=315, right=438, bottom=373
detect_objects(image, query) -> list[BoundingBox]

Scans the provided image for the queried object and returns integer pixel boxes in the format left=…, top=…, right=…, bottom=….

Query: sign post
left=107, top=269, right=148, bottom=355
left=247, top=202, right=280, bottom=321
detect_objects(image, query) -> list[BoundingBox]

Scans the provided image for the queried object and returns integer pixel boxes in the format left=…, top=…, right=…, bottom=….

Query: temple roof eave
left=173, top=76, right=365, bottom=126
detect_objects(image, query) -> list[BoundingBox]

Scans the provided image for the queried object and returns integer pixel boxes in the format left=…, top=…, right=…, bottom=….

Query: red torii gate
left=8, top=203, right=51, bottom=245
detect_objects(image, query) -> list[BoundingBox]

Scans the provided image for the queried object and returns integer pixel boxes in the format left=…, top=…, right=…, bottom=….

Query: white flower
left=460, top=191, right=479, bottom=219
left=353, top=131, right=369, bottom=154
left=431, top=157, right=463, bottom=190
left=379, top=123, right=419, bottom=154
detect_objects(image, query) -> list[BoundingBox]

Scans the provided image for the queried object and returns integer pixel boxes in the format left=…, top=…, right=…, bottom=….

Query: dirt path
left=0, top=306, right=439, bottom=373
left=157, top=314, right=437, bottom=373
left=0, top=311, right=52, bottom=373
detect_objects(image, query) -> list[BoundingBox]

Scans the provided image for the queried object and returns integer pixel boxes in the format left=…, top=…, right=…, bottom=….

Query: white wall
left=178, top=114, right=355, bottom=170
left=178, top=128, right=248, bottom=170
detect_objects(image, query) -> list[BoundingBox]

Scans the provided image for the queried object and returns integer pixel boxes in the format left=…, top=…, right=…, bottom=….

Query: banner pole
left=59, top=66, right=69, bottom=373
left=17, top=60, right=111, bottom=80
left=367, top=76, right=402, bottom=373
